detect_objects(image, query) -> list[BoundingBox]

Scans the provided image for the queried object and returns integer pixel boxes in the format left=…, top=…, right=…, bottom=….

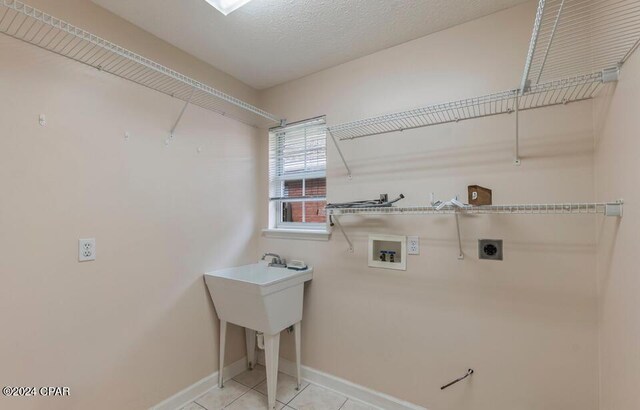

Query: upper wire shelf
left=0, top=0, right=281, bottom=128
left=327, top=0, right=640, bottom=142
left=521, top=0, right=640, bottom=91
left=327, top=72, right=603, bottom=141
left=326, top=201, right=623, bottom=217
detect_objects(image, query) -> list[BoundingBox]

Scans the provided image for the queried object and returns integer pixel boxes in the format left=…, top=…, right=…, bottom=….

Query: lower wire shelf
left=326, top=201, right=623, bottom=256
left=326, top=201, right=623, bottom=217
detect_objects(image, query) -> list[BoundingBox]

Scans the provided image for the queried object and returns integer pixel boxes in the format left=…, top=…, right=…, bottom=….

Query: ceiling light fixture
left=203, top=0, right=254, bottom=16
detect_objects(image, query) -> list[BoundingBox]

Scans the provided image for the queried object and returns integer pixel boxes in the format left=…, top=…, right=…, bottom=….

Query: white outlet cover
left=408, top=236, right=420, bottom=255
left=78, top=238, right=96, bottom=262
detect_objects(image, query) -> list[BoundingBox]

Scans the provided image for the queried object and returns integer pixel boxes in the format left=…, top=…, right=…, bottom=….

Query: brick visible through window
left=282, top=178, right=326, bottom=223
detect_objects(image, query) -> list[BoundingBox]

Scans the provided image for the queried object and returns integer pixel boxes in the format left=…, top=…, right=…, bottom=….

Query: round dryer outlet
left=478, top=239, right=503, bottom=260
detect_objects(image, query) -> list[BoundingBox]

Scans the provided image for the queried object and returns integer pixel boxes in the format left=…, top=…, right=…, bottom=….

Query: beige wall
left=0, top=1, right=262, bottom=409
left=593, top=46, right=640, bottom=409
left=3, top=0, right=635, bottom=409
left=258, top=2, right=601, bottom=409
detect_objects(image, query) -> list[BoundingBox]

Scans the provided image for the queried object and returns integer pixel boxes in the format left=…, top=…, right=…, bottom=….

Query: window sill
left=262, top=228, right=331, bottom=241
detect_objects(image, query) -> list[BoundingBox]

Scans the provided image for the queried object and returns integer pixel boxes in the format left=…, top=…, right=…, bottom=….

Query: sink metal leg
left=294, top=322, right=302, bottom=390
left=245, top=328, right=257, bottom=370
left=264, top=332, right=280, bottom=410
left=219, top=320, right=227, bottom=388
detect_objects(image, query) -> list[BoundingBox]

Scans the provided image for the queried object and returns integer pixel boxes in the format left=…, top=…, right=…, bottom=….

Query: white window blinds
left=269, top=117, right=327, bottom=227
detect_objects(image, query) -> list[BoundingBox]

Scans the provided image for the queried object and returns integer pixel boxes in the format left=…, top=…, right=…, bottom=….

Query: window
left=269, top=117, right=327, bottom=231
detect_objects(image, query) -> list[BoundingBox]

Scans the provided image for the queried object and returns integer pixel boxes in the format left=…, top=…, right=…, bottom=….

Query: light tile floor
left=182, top=365, right=378, bottom=410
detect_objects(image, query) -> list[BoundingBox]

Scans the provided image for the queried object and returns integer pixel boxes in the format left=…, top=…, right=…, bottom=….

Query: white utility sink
left=205, top=262, right=313, bottom=410
left=205, top=263, right=313, bottom=334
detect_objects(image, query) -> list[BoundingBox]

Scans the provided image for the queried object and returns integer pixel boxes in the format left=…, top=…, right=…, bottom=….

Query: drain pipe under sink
left=257, top=332, right=265, bottom=350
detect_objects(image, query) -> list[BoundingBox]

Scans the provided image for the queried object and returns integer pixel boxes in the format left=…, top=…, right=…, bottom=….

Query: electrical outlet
left=78, top=238, right=96, bottom=262
left=408, top=236, right=420, bottom=255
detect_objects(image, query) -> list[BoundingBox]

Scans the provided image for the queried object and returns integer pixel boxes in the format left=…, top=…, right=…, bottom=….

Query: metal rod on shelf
left=441, top=369, right=474, bottom=390
left=455, top=213, right=464, bottom=260
left=514, top=94, right=521, bottom=166
left=535, top=0, right=565, bottom=85
left=331, top=216, right=354, bottom=253
left=520, top=0, right=547, bottom=93
left=622, top=36, right=640, bottom=64
left=170, top=87, right=195, bottom=139
left=328, top=129, right=352, bottom=179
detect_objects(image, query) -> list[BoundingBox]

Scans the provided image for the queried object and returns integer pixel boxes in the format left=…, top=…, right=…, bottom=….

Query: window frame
left=268, top=116, right=328, bottom=232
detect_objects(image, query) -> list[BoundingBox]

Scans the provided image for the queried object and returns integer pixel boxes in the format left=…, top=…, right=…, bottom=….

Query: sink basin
left=204, top=263, right=313, bottom=334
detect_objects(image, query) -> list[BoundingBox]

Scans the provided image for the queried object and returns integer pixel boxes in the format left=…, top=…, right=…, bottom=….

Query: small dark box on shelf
left=468, top=185, right=492, bottom=206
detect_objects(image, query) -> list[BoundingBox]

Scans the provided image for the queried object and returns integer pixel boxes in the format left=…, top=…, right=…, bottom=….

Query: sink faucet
left=261, top=253, right=287, bottom=268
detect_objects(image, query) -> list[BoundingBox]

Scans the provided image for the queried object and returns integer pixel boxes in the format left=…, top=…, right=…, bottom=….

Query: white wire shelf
left=327, top=72, right=603, bottom=141
left=328, top=200, right=622, bottom=255
left=326, top=201, right=623, bottom=217
left=521, top=0, right=640, bottom=91
left=0, top=0, right=281, bottom=128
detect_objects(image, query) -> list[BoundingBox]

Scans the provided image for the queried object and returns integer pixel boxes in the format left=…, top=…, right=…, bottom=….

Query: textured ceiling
left=92, top=0, right=529, bottom=90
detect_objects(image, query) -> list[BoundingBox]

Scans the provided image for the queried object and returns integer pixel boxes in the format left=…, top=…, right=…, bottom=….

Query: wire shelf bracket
left=454, top=213, right=464, bottom=260
left=328, top=129, right=352, bottom=179
left=331, top=215, right=354, bottom=253
left=166, top=87, right=195, bottom=145
left=0, top=0, right=283, bottom=129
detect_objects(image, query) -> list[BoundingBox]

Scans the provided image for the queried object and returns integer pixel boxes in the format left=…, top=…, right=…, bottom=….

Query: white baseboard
left=257, top=353, right=426, bottom=410
left=152, top=353, right=426, bottom=410
left=151, top=356, right=248, bottom=410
